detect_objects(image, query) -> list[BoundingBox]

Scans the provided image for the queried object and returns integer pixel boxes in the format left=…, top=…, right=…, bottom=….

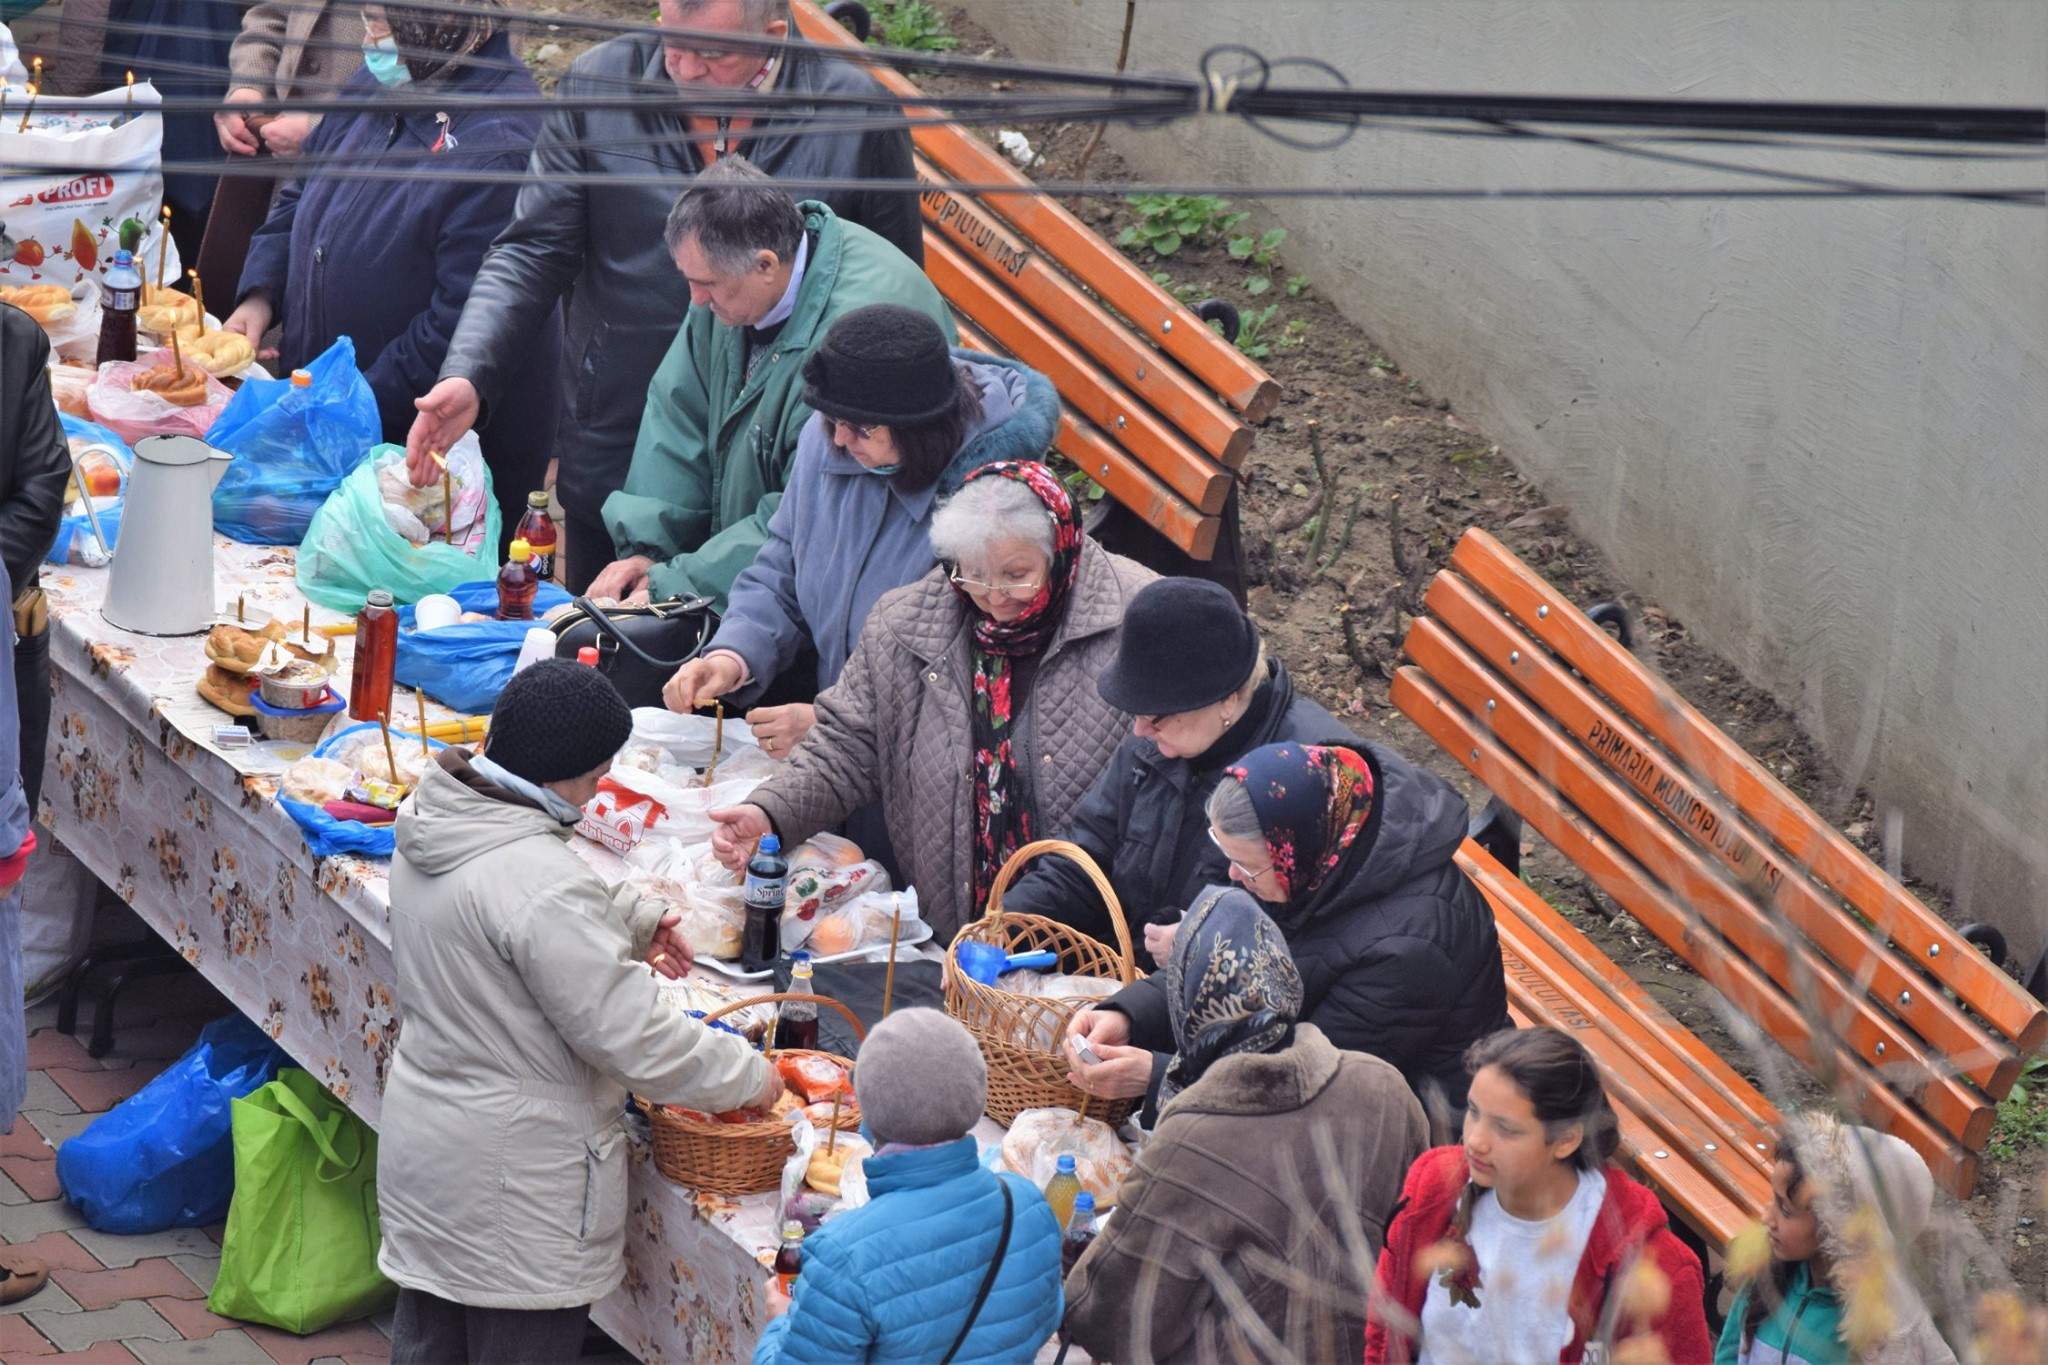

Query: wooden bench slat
left=913, top=157, right=1253, bottom=467
left=1509, top=1002, right=1759, bottom=1251
left=1471, top=855, right=1772, bottom=1247
left=1393, top=667, right=1979, bottom=1195
left=950, top=319, right=1220, bottom=558
left=1422, top=571, right=2021, bottom=1099
left=1460, top=849, right=1780, bottom=1167
left=1403, top=622, right=1991, bottom=1150
left=926, top=231, right=1234, bottom=515
left=793, top=0, right=1283, bottom=423
left=1446, top=529, right=2046, bottom=1056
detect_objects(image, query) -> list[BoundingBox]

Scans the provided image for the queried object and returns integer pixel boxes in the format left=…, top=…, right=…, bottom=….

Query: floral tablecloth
left=38, top=540, right=800, bottom=1363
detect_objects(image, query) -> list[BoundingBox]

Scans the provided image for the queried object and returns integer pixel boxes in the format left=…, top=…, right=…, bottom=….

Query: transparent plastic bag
left=782, top=834, right=890, bottom=953
left=1001, top=1107, right=1134, bottom=1208
left=624, top=841, right=748, bottom=959
left=295, top=439, right=501, bottom=613
left=209, top=337, right=381, bottom=544
left=47, top=413, right=131, bottom=567
left=603, top=709, right=775, bottom=849
left=86, top=352, right=230, bottom=444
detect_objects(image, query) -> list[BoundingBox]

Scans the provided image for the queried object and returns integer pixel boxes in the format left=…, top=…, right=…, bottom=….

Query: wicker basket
left=643, top=993, right=866, bottom=1195
left=944, top=840, right=1141, bottom=1127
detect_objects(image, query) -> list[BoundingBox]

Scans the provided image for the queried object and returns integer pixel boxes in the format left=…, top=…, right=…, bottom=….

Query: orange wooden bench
left=798, top=0, right=1279, bottom=568
left=1394, top=528, right=2044, bottom=1225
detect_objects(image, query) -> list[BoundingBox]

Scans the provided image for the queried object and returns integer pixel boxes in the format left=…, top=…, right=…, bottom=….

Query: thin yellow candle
left=15, top=83, right=35, bottom=134
left=188, top=268, right=207, bottom=326
left=156, top=206, right=171, bottom=290
left=414, top=687, right=430, bottom=758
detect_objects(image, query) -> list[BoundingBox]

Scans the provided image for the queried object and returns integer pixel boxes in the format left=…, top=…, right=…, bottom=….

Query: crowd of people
left=0, top=0, right=1986, bottom=1359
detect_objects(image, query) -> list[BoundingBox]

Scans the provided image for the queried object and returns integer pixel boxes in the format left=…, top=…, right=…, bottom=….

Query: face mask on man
left=364, top=35, right=413, bottom=86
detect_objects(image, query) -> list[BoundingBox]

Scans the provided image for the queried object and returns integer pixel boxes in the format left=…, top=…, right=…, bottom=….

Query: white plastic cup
left=413, top=593, right=461, bottom=631
left=512, top=626, right=557, bottom=674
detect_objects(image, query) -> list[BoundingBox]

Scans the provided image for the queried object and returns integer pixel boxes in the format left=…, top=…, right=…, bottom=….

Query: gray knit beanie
left=855, top=1008, right=987, bottom=1146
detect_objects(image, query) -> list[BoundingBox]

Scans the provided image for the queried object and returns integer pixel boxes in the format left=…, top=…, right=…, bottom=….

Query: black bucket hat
left=1095, top=577, right=1261, bottom=716
left=800, top=303, right=958, bottom=427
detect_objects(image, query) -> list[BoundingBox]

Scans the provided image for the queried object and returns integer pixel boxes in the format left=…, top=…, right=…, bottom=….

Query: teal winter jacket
left=752, top=1136, right=1063, bottom=1364
left=1716, top=1265, right=1849, bottom=1365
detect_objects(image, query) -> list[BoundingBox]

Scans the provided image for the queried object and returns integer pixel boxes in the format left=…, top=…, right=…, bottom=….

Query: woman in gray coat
left=709, top=462, right=1154, bottom=941
left=661, top=305, right=1059, bottom=759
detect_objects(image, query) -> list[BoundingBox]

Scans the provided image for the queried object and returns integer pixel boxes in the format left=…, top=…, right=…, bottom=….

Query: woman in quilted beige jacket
left=711, top=462, right=1154, bottom=941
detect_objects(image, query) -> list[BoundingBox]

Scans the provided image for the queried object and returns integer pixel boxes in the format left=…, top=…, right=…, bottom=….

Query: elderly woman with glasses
left=662, top=304, right=1058, bottom=757
left=1065, top=739, right=1510, bottom=1127
left=995, top=576, right=1359, bottom=960
left=707, top=461, right=1154, bottom=942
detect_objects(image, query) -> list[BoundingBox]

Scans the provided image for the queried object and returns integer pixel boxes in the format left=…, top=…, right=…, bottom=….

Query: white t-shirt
left=1416, top=1167, right=1606, bottom=1365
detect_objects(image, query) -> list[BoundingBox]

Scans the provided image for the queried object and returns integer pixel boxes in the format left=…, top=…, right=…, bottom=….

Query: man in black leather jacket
left=406, top=0, right=921, bottom=590
left=0, top=303, right=71, bottom=815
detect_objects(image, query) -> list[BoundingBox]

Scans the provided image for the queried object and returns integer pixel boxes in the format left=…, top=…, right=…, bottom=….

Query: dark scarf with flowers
left=1157, top=887, right=1303, bottom=1107
left=1222, top=743, right=1376, bottom=906
left=952, top=461, right=1084, bottom=913
left=386, top=0, right=499, bottom=83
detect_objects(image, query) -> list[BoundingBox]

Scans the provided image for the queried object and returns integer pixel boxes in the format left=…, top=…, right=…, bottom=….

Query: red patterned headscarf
left=951, top=461, right=1083, bottom=911
left=1222, top=743, right=1376, bottom=905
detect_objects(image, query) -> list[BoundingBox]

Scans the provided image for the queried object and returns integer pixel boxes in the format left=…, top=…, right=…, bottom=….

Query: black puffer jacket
left=439, top=36, right=921, bottom=523
left=1104, top=742, right=1510, bottom=1118
left=1000, top=661, right=1351, bottom=943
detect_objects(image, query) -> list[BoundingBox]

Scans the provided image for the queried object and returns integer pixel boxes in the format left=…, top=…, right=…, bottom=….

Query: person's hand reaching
left=746, top=704, right=814, bottom=760
left=221, top=296, right=279, bottom=362
left=405, top=377, right=480, bottom=485
left=663, top=653, right=744, bottom=714
left=644, top=913, right=697, bottom=979
left=709, top=805, right=772, bottom=872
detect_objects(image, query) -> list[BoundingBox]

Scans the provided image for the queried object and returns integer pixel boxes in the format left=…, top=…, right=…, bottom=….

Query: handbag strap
left=940, top=1176, right=1014, bottom=1365
left=564, top=595, right=712, bottom=671
left=265, top=1081, right=362, bottom=1183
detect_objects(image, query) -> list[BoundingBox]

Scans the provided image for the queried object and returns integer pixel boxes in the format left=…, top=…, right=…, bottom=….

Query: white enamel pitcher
left=102, top=434, right=234, bottom=637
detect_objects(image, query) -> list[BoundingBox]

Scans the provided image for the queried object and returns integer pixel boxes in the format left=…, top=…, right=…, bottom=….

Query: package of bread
left=1, top=282, right=78, bottom=327
left=631, top=871, right=744, bottom=959
left=282, top=756, right=355, bottom=807
left=804, top=1134, right=871, bottom=1197
left=335, top=734, right=430, bottom=788
left=88, top=355, right=230, bottom=443
left=1002, top=1107, right=1134, bottom=1209
left=49, top=361, right=95, bottom=418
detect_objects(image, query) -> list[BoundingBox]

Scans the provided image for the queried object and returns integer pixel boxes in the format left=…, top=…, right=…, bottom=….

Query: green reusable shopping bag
left=208, top=1068, right=396, bottom=1334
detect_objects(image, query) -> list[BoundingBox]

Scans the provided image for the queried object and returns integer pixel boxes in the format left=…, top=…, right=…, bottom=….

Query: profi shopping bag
left=0, top=76, right=182, bottom=359
left=208, top=1068, right=395, bottom=1334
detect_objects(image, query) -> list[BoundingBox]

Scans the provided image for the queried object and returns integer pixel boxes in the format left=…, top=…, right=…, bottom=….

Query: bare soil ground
left=515, top=0, right=2040, bottom=1297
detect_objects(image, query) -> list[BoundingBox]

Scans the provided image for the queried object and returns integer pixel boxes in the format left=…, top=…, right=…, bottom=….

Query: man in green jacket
left=588, top=159, right=949, bottom=608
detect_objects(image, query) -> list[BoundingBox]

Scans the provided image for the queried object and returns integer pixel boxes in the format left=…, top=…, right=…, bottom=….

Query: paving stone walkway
left=3, top=982, right=392, bottom=1364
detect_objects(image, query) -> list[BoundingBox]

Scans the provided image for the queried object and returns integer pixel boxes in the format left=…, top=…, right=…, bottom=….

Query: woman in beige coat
left=710, top=461, right=1153, bottom=941
left=1061, top=891, right=1429, bottom=1363
left=382, top=661, right=778, bottom=1365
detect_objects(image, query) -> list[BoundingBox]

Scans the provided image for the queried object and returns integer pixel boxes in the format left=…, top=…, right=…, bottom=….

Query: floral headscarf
left=1157, top=888, right=1304, bottom=1107
left=383, top=0, right=499, bottom=84
left=952, top=461, right=1084, bottom=912
left=1222, top=742, right=1376, bottom=905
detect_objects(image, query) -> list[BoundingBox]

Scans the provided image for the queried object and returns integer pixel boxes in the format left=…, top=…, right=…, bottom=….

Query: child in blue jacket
left=754, top=1008, right=1062, bottom=1364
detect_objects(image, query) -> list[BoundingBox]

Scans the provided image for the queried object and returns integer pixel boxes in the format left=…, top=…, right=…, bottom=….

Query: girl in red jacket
left=1365, top=1027, right=1711, bottom=1364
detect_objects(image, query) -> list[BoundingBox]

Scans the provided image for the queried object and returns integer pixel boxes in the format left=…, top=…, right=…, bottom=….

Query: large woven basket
left=944, top=840, right=1141, bottom=1127
left=643, top=992, right=865, bottom=1195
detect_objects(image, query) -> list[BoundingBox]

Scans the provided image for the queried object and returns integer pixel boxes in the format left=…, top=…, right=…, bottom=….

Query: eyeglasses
left=829, top=417, right=878, bottom=441
left=1209, top=828, right=1275, bottom=882
left=947, top=567, right=1046, bottom=601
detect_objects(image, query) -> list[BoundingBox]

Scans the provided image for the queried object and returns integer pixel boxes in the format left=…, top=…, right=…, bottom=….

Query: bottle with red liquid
left=774, top=954, right=818, bottom=1051
left=95, top=249, right=141, bottom=365
left=496, top=539, right=538, bottom=620
left=772, top=1220, right=804, bottom=1297
left=347, top=590, right=398, bottom=723
left=515, top=491, right=558, bottom=583
left=1060, top=1192, right=1098, bottom=1275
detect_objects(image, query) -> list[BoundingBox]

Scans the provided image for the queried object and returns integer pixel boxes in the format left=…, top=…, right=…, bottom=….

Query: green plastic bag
left=208, top=1068, right=395, bottom=1334
left=295, top=438, right=501, bottom=612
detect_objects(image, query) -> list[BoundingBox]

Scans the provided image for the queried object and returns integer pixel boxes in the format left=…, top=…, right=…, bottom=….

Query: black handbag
left=549, top=595, right=718, bottom=707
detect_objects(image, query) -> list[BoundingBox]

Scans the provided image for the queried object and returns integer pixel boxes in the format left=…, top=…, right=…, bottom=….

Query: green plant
left=867, top=0, right=960, bottom=54
left=1049, top=454, right=1107, bottom=509
left=1990, top=1056, right=2048, bottom=1161
left=1286, top=274, right=1312, bottom=298
left=1118, top=194, right=1245, bottom=258
left=1229, top=227, right=1287, bottom=295
left=1227, top=303, right=1284, bottom=359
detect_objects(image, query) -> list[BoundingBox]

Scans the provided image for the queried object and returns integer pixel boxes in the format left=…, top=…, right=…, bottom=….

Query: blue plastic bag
left=210, top=338, right=381, bottom=545
left=55, top=1014, right=289, bottom=1233
left=279, top=722, right=447, bottom=859
left=393, top=580, right=572, bottom=713
left=46, top=414, right=131, bottom=566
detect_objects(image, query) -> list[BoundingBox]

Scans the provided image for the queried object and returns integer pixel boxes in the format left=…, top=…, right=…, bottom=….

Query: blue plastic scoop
left=958, top=943, right=1059, bottom=985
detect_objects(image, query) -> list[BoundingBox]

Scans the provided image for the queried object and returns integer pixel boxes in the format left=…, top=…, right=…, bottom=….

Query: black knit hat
left=801, top=304, right=958, bottom=426
left=1095, top=577, right=1261, bottom=716
left=484, top=659, right=635, bottom=785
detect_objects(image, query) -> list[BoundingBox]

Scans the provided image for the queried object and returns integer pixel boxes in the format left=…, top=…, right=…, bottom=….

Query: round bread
left=132, top=361, right=210, bottom=407
left=0, top=283, right=77, bottom=326
left=172, top=324, right=256, bottom=378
